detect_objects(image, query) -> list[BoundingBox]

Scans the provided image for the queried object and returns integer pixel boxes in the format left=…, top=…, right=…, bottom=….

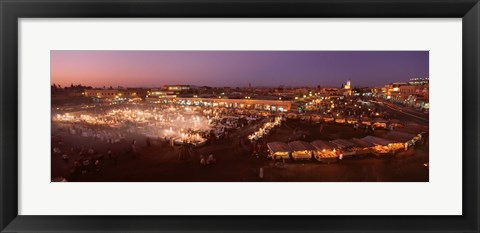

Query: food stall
left=372, top=118, right=388, bottom=129
left=360, top=117, right=372, bottom=126
left=172, top=134, right=208, bottom=147
left=288, top=141, right=315, bottom=160
left=382, top=131, right=417, bottom=151
left=323, top=116, right=334, bottom=122
left=310, top=115, right=322, bottom=122
left=286, top=113, right=299, bottom=119
left=416, top=132, right=427, bottom=145
left=330, top=139, right=358, bottom=158
left=360, top=136, right=396, bottom=156
left=388, top=119, right=405, bottom=128
left=349, top=138, right=375, bottom=156
left=267, top=142, right=292, bottom=160
left=310, top=140, right=340, bottom=163
left=346, top=118, right=358, bottom=124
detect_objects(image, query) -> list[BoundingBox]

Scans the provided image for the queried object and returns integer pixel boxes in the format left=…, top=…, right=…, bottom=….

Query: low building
left=84, top=89, right=142, bottom=99
left=84, top=89, right=119, bottom=98
left=164, top=85, right=190, bottom=91
left=310, top=140, right=339, bottom=163
left=408, top=77, right=429, bottom=85
left=146, top=89, right=177, bottom=102
left=390, top=84, right=429, bottom=109
left=288, top=141, right=315, bottom=160
left=267, top=142, right=291, bottom=159
left=162, top=97, right=292, bottom=112
left=361, top=136, right=399, bottom=156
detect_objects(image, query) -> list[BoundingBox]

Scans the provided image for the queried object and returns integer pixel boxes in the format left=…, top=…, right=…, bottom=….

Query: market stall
left=323, top=116, right=334, bottom=122
left=310, top=115, right=322, bottom=122
left=330, top=139, right=358, bottom=157
left=360, top=117, right=372, bottom=126
left=388, top=119, right=405, bottom=128
left=248, top=117, right=283, bottom=141
left=266, top=142, right=292, bottom=160
left=172, top=133, right=208, bottom=147
left=286, top=113, right=298, bottom=119
left=382, top=131, right=417, bottom=151
left=360, top=136, right=396, bottom=156
left=346, top=118, right=358, bottom=124
left=288, top=141, right=315, bottom=160
left=310, top=140, right=340, bottom=163
left=372, top=118, right=388, bottom=129
left=349, top=138, right=375, bottom=156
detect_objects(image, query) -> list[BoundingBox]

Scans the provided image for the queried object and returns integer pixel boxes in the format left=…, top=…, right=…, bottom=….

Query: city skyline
left=51, top=50, right=429, bottom=88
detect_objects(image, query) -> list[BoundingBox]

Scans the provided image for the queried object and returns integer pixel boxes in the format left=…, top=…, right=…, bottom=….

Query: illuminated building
left=343, top=80, right=352, bottom=96
left=84, top=89, right=118, bottom=98
left=145, top=89, right=177, bottom=102
left=390, top=83, right=429, bottom=109
left=84, top=89, right=140, bottom=99
left=383, top=82, right=407, bottom=99
left=408, top=77, right=429, bottom=85
left=157, top=97, right=292, bottom=112
left=164, top=85, right=190, bottom=91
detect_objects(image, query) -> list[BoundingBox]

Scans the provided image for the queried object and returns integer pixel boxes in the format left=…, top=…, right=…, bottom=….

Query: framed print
left=0, top=0, right=479, bottom=232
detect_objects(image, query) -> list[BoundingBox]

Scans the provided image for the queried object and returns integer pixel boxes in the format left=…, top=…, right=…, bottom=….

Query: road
left=374, top=99, right=428, bottom=124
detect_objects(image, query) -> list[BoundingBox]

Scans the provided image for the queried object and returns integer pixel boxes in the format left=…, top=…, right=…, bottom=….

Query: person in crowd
left=72, top=160, right=81, bottom=177
left=73, top=160, right=80, bottom=169
left=94, top=159, right=100, bottom=172
left=81, top=159, right=89, bottom=174
left=96, top=153, right=104, bottom=161
left=107, top=148, right=112, bottom=159
left=62, top=153, right=69, bottom=162
left=53, top=147, right=61, bottom=154
left=206, top=154, right=216, bottom=165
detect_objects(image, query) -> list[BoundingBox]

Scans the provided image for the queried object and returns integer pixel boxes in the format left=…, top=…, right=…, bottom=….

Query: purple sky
left=51, top=51, right=428, bottom=88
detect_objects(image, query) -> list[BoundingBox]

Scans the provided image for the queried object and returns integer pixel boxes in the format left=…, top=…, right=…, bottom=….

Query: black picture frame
left=1, top=0, right=479, bottom=232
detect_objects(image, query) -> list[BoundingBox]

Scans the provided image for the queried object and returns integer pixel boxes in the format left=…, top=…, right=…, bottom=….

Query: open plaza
left=51, top=80, right=429, bottom=182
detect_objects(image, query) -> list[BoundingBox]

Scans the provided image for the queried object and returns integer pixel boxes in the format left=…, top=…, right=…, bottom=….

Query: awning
left=267, top=142, right=292, bottom=153
left=330, top=139, right=357, bottom=149
left=361, top=136, right=394, bottom=146
left=373, top=118, right=388, bottom=123
left=310, top=140, right=337, bottom=150
left=350, top=138, right=375, bottom=147
left=288, top=141, right=316, bottom=151
left=383, top=131, right=416, bottom=143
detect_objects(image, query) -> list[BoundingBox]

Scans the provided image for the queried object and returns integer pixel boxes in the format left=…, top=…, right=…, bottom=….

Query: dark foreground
left=52, top=121, right=429, bottom=182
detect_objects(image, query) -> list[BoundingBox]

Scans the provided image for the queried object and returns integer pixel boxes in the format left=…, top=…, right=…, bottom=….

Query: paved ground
left=52, top=119, right=429, bottom=182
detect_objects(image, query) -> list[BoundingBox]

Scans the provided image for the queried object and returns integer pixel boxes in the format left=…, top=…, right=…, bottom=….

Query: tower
left=343, top=80, right=352, bottom=96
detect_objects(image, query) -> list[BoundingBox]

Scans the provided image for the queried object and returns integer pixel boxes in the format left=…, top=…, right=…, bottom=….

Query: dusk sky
left=51, top=51, right=428, bottom=88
